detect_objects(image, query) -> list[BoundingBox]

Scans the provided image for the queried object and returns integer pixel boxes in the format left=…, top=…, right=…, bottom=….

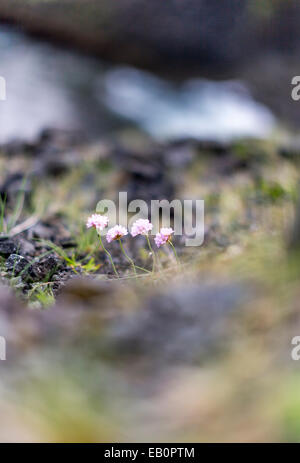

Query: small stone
left=59, top=237, right=76, bottom=248
left=5, top=254, right=30, bottom=275
left=30, top=255, right=63, bottom=281
left=0, top=239, right=17, bottom=257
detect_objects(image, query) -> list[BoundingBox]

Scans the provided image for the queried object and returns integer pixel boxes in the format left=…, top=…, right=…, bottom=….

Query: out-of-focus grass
left=281, top=374, right=300, bottom=442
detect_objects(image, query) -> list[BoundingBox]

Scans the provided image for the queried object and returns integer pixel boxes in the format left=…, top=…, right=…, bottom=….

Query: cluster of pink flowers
left=86, top=214, right=177, bottom=274
left=87, top=214, right=172, bottom=248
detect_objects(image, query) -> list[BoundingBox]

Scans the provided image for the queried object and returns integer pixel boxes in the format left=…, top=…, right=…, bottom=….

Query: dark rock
left=196, top=139, right=229, bottom=156
left=114, top=144, right=175, bottom=203
left=1, top=139, right=34, bottom=156
left=30, top=255, right=63, bottom=281
left=27, top=128, right=85, bottom=176
left=34, top=155, right=68, bottom=177
left=33, top=151, right=81, bottom=177
left=0, top=239, right=17, bottom=257
left=59, top=237, right=76, bottom=249
left=37, top=128, right=85, bottom=151
left=5, top=254, right=30, bottom=275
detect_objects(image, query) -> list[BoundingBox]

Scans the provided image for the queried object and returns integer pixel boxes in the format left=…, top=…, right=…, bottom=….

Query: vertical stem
left=168, top=240, right=180, bottom=266
left=146, top=234, right=156, bottom=272
left=0, top=193, right=7, bottom=234
left=118, top=239, right=137, bottom=276
left=98, top=233, right=119, bottom=277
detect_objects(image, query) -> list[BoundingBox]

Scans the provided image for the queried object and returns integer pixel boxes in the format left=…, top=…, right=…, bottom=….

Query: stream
left=0, top=24, right=276, bottom=144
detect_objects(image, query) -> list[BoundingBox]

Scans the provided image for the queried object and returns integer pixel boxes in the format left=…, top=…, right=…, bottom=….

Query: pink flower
left=154, top=227, right=174, bottom=248
left=86, top=214, right=108, bottom=231
left=106, top=225, right=128, bottom=243
left=131, top=219, right=153, bottom=237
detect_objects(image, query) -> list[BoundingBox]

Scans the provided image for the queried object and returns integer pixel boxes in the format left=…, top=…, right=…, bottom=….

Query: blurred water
left=0, top=25, right=119, bottom=143
left=0, top=25, right=276, bottom=143
left=103, top=67, right=276, bottom=141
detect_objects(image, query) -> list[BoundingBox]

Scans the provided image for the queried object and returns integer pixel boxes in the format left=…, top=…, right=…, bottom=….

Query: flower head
left=154, top=227, right=174, bottom=248
left=86, top=214, right=108, bottom=232
left=106, top=225, right=128, bottom=243
left=131, top=218, right=153, bottom=237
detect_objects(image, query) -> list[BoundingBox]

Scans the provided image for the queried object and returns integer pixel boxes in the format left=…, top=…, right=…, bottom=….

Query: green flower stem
left=168, top=240, right=180, bottom=266
left=146, top=234, right=156, bottom=272
left=118, top=239, right=137, bottom=276
left=98, top=233, right=119, bottom=277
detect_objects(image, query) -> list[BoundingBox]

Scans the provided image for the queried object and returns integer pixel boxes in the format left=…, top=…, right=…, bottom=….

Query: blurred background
left=2, top=0, right=300, bottom=142
left=1, top=0, right=300, bottom=443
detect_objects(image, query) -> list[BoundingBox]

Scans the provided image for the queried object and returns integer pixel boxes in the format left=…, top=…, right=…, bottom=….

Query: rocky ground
left=1, top=126, right=300, bottom=441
